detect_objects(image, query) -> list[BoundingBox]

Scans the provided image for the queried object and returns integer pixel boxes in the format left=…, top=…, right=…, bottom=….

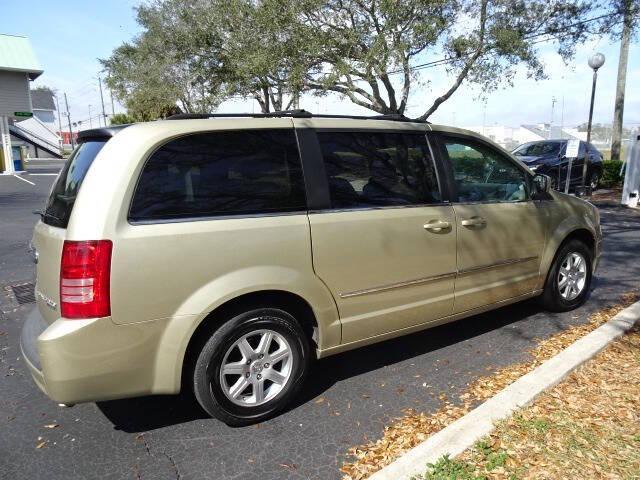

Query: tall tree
left=178, top=0, right=319, bottom=112
left=101, top=0, right=229, bottom=119
left=610, top=0, right=639, bottom=160
left=298, top=0, right=599, bottom=120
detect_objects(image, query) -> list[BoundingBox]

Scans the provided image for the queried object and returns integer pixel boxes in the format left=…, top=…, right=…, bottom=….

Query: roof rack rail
left=166, top=110, right=429, bottom=123
left=167, top=110, right=313, bottom=120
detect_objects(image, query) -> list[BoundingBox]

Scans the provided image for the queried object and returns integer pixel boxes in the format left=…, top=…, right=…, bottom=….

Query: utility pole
left=107, top=74, right=116, bottom=115
left=482, top=101, right=487, bottom=136
left=88, top=105, right=93, bottom=128
left=560, top=96, right=565, bottom=139
left=98, top=76, right=107, bottom=127
left=550, top=96, right=557, bottom=138
left=54, top=94, right=63, bottom=144
left=64, top=92, right=75, bottom=149
left=611, top=0, right=632, bottom=161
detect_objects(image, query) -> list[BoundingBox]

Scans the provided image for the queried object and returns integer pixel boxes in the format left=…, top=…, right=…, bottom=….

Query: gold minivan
left=21, top=112, right=602, bottom=425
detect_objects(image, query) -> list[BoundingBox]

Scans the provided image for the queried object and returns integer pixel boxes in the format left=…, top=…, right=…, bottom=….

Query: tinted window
left=44, top=141, right=107, bottom=228
left=578, top=142, right=586, bottom=157
left=130, top=130, right=305, bottom=221
left=513, top=141, right=563, bottom=157
left=317, top=131, right=440, bottom=208
left=444, top=138, right=529, bottom=203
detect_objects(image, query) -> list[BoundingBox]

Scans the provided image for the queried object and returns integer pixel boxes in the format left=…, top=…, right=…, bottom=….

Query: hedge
left=600, top=160, right=624, bottom=188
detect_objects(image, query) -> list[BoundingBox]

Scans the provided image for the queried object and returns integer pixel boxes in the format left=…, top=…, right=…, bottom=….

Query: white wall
left=0, top=71, right=31, bottom=117
left=33, top=109, right=57, bottom=132
left=514, top=127, right=545, bottom=145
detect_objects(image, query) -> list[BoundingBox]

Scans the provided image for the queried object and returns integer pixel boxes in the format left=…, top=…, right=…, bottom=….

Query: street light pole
left=581, top=53, right=605, bottom=195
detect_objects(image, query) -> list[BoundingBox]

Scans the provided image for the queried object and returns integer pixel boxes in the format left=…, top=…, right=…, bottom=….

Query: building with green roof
left=0, top=34, right=44, bottom=172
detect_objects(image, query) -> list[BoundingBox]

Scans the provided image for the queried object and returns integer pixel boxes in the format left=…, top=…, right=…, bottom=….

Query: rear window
left=43, top=141, right=106, bottom=228
left=129, top=130, right=306, bottom=222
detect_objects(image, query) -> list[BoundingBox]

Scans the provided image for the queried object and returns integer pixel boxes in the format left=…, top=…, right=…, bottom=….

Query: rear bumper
left=20, top=306, right=177, bottom=405
left=20, top=308, right=48, bottom=394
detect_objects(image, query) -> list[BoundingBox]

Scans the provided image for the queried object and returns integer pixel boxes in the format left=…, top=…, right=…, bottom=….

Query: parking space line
left=13, top=175, right=35, bottom=185
left=29, top=173, right=58, bottom=176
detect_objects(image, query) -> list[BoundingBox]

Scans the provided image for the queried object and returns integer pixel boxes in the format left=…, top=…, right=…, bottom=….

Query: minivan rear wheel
left=192, top=308, right=310, bottom=426
left=539, top=239, right=593, bottom=312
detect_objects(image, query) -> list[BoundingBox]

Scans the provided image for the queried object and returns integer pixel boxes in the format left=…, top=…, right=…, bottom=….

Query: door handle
left=423, top=220, right=451, bottom=232
left=461, top=216, right=487, bottom=227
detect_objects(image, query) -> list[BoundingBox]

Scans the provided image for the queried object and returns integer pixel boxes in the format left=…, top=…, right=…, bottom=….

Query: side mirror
left=533, top=173, right=551, bottom=196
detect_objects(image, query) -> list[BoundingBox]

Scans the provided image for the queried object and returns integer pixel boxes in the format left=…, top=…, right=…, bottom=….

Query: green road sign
left=14, top=111, right=33, bottom=118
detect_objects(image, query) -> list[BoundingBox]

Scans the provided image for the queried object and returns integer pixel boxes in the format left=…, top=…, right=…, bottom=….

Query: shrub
left=600, top=160, right=623, bottom=188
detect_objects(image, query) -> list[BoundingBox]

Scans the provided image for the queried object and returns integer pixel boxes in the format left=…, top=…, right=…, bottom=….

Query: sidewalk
left=419, top=324, right=640, bottom=479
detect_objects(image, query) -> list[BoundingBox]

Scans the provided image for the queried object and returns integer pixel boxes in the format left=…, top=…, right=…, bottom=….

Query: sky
left=1, top=0, right=638, bottom=131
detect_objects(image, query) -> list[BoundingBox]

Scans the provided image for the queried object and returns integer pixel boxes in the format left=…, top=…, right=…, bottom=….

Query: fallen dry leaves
left=458, top=324, right=640, bottom=479
left=340, top=292, right=639, bottom=480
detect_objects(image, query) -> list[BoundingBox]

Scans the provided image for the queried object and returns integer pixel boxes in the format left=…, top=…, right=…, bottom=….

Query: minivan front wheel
left=540, top=239, right=592, bottom=312
left=192, top=308, right=310, bottom=426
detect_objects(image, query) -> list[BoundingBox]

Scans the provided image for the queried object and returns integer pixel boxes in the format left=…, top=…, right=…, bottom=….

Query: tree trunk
left=611, top=1, right=631, bottom=161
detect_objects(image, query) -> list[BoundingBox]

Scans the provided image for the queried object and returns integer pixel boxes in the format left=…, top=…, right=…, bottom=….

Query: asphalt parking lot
left=1, top=164, right=639, bottom=480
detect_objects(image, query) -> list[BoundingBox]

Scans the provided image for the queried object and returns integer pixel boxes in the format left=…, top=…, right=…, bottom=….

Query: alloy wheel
left=557, top=252, right=587, bottom=301
left=218, top=329, right=293, bottom=407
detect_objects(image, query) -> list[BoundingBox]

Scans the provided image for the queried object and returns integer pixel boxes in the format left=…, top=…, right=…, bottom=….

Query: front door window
left=444, top=141, right=529, bottom=203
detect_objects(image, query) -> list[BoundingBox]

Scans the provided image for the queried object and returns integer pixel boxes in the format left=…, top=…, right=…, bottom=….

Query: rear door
left=302, top=128, right=457, bottom=344
left=436, top=134, right=547, bottom=313
left=32, top=140, right=108, bottom=324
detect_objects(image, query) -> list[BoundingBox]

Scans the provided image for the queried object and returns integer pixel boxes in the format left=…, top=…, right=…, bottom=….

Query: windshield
left=43, top=141, right=107, bottom=228
left=513, top=141, right=563, bottom=157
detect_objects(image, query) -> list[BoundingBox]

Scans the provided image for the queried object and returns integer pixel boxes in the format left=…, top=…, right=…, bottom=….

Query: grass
left=415, top=326, right=640, bottom=479
left=413, top=455, right=487, bottom=480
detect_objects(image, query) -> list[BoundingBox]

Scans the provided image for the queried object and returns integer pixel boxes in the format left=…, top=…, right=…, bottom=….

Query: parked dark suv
left=512, top=139, right=603, bottom=191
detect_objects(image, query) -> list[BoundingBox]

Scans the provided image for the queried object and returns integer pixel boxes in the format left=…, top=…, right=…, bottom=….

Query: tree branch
left=418, top=0, right=489, bottom=120
left=398, top=54, right=411, bottom=114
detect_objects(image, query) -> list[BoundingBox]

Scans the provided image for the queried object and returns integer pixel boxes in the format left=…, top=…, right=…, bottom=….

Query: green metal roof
left=0, top=34, right=43, bottom=80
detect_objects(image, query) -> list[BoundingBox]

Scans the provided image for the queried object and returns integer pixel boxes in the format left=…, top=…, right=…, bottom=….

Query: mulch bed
left=340, top=292, right=639, bottom=480
left=455, top=324, right=640, bottom=479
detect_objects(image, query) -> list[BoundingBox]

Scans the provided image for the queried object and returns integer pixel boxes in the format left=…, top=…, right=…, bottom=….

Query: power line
left=388, top=11, right=620, bottom=76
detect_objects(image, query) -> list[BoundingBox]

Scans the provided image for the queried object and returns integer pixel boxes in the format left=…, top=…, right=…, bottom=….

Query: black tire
left=589, top=170, right=600, bottom=191
left=539, top=239, right=593, bottom=312
left=192, top=308, right=310, bottom=426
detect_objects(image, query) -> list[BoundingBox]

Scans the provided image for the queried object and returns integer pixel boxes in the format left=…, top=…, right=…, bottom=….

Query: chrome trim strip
left=458, top=255, right=539, bottom=275
left=339, top=271, right=457, bottom=299
left=338, top=256, right=538, bottom=298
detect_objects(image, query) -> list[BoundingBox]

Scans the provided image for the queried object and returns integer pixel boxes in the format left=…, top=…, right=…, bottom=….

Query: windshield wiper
left=33, top=210, right=62, bottom=222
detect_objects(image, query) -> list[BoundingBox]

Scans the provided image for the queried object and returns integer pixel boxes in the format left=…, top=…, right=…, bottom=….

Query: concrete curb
left=369, top=300, right=640, bottom=480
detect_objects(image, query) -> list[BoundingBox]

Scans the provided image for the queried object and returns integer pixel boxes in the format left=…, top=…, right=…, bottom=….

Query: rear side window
left=129, top=130, right=305, bottom=221
left=317, top=131, right=440, bottom=209
left=43, top=141, right=106, bottom=228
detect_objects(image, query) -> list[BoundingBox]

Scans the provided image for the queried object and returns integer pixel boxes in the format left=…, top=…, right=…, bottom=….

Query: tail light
left=60, top=240, right=112, bottom=319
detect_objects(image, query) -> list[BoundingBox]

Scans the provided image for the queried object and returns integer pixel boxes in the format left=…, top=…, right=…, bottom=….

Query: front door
left=438, top=135, right=547, bottom=313
left=307, top=130, right=457, bottom=344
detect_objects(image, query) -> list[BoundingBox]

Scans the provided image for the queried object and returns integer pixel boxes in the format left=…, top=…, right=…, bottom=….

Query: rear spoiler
left=77, top=125, right=131, bottom=143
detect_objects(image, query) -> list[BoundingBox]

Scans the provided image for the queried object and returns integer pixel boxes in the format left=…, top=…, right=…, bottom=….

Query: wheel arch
left=179, top=290, right=322, bottom=393
left=538, top=226, right=596, bottom=291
